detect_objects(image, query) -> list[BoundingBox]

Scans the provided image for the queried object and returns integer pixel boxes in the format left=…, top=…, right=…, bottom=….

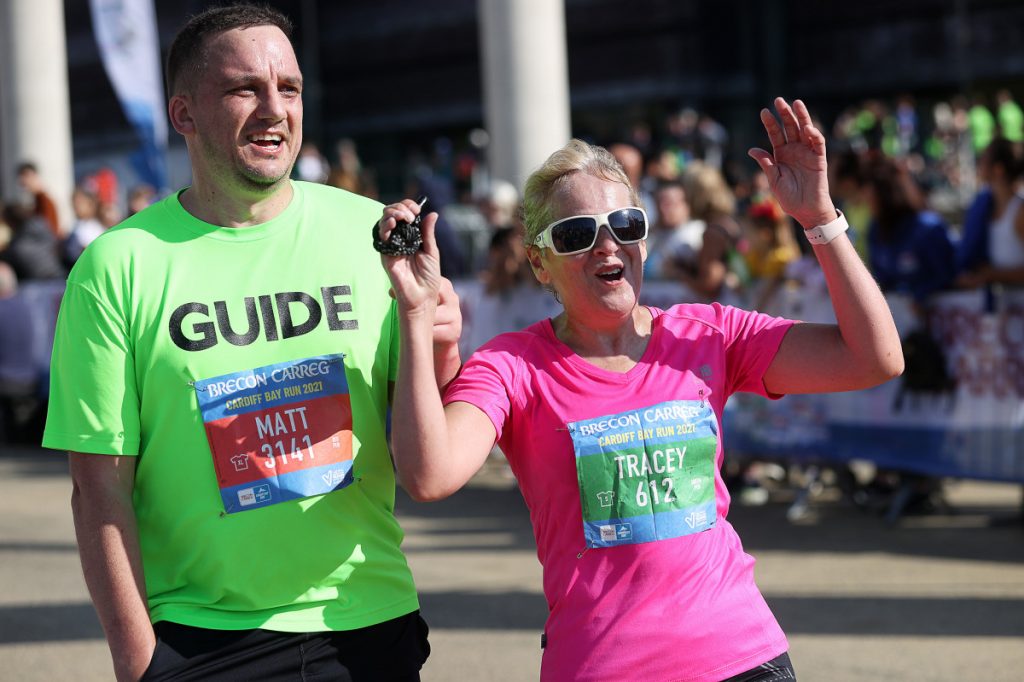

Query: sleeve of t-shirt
left=441, top=336, right=519, bottom=441
left=42, top=280, right=142, bottom=455
left=717, top=303, right=796, bottom=398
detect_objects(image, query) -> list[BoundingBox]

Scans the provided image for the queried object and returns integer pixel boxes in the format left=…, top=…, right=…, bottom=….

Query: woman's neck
left=554, top=306, right=653, bottom=368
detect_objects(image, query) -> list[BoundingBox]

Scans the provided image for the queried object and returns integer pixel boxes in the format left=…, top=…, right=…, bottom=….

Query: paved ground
left=1, top=445, right=1022, bottom=681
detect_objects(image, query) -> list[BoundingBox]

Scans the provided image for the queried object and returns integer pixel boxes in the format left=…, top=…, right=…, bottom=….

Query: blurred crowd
left=3, top=90, right=1023, bottom=517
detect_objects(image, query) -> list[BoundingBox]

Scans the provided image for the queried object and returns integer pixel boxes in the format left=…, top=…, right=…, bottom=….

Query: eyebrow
left=222, top=73, right=303, bottom=88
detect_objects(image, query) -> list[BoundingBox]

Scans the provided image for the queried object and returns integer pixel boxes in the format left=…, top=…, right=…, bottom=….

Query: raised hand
left=378, top=199, right=443, bottom=319
left=748, top=97, right=837, bottom=229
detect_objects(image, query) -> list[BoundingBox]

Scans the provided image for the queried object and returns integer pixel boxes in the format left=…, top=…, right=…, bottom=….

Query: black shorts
left=141, top=611, right=430, bottom=681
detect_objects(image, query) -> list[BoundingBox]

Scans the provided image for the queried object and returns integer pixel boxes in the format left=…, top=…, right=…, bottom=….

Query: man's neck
left=180, top=180, right=294, bottom=227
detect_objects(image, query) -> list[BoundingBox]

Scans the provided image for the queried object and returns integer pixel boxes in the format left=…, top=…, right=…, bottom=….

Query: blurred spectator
left=996, top=89, right=1023, bottom=143
left=481, top=226, right=531, bottom=296
left=667, top=107, right=701, bottom=163
left=0, top=210, right=11, bottom=252
left=15, top=161, right=61, bottom=237
left=645, top=149, right=682, bottom=185
left=98, top=201, right=123, bottom=229
left=697, top=114, right=728, bottom=170
left=408, top=173, right=468, bottom=279
left=127, top=184, right=157, bottom=217
left=644, top=181, right=705, bottom=280
left=968, top=95, right=997, bottom=154
left=681, top=162, right=746, bottom=301
left=854, top=100, right=886, bottom=151
left=864, top=157, right=954, bottom=303
left=0, top=262, right=39, bottom=443
left=609, top=142, right=657, bottom=224
left=627, top=121, right=654, bottom=158
left=830, top=150, right=872, bottom=261
left=478, top=179, right=519, bottom=231
left=895, top=95, right=919, bottom=155
left=955, top=138, right=1024, bottom=288
left=743, top=197, right=800, bottom=312
left=295, top=141, right=330, bottom=183
left=85, top=167, right=120, bottom=208
left=327, top=138, right=378, bottom=198
left=62, top=187, right=105, bottom=267
left=0, top=202, right=65, bottom=281
left=463, top=225, right=560, bottom=355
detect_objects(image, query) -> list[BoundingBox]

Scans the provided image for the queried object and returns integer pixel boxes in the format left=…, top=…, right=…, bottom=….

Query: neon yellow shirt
left=44, top=181, right=417, bottom=631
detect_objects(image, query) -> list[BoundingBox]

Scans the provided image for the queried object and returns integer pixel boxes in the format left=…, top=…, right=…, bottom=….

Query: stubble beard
left=194, top=133, right=296, bottom=197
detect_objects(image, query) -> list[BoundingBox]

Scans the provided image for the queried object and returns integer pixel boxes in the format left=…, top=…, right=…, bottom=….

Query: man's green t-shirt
left=43, top=181, right=418, bottom=631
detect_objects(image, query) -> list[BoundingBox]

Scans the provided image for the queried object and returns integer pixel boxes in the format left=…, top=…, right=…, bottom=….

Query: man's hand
left=433, top=278, right=462, bottom=351
left=432, top=277, right=462, bottom=390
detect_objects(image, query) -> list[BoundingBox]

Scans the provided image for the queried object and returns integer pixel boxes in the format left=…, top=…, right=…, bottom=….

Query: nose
left=592, top=225, right=620, bottom=254
left=257, top=86, right=287, bottom=122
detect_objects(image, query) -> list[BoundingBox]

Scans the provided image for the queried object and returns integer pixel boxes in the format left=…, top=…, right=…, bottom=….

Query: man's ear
left=527, top=245, right=551, bottom=286
left=168, top=95, right=195, bottom=136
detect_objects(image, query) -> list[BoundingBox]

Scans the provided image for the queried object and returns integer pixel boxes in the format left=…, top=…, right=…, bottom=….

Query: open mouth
left=596, top=267, right=624, bottom=282
left=248, top=133, right=283, bottom=151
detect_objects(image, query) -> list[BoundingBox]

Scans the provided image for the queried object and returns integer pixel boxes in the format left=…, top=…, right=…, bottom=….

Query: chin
left=241, top=166, right=291, bottom=188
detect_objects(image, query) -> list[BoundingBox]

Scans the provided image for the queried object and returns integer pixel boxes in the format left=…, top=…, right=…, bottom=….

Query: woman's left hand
left=748, top=97, right=836, bottom=229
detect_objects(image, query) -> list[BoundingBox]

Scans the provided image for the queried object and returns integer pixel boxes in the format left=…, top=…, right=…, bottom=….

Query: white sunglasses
left=532, top=207, right=649, bottom=255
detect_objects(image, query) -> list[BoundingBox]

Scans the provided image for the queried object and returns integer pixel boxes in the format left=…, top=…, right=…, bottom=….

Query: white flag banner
left=89, top=0, right=167, bottom=190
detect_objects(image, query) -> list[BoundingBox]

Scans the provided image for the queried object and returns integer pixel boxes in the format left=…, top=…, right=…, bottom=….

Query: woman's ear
left=527, top=246, right=551, bottom=286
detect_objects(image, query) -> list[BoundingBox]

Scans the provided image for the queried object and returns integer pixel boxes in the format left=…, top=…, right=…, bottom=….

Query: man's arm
left=69, top=452, right=155, bottom=682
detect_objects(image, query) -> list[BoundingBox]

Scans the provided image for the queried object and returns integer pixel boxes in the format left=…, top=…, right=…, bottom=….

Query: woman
left=680, top=161, right=745, bottom=301
left=955, top=137, right=1024, bottom=288
left=379, top=98, right=903, bottom=681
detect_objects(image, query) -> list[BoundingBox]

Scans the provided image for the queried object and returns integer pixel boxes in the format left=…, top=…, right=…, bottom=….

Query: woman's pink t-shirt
left=443, top=303, right=796, bottom=681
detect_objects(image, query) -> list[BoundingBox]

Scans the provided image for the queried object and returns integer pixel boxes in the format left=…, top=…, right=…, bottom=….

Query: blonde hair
left=522, top=139, right=640, bottom=245
left=682, top=162, right=736, bottom=221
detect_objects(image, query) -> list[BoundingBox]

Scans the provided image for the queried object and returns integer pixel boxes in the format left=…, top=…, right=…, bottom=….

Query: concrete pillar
left=478, top=0, right=572, bottom=191
left=0, top=0, right=75, bottom=233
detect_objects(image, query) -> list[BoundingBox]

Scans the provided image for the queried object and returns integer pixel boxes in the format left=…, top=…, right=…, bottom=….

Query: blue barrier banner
left=720, top=288, right=1024, bottom=483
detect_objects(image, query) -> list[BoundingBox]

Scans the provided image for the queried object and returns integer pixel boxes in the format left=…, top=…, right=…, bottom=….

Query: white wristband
left=803, top=209, right=849, bottom=245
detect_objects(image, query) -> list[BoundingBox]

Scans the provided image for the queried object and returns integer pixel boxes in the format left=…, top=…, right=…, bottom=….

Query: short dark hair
left=983, top=137, right=1024, bottom=181
left=165, top=3, right=293, bottom=97
left=15, top=161, right=37, bottom=176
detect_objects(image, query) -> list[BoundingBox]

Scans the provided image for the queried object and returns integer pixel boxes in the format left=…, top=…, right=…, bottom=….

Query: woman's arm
left=379, top=201, right=496, bottom=501
left=749, top=98, right=904, bottom=394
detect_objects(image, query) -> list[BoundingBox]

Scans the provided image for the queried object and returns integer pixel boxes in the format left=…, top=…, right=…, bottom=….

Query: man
left=15, top=161, right=61, bottom=237
left=42, top=5, right=461, bottom=680
left=0, top=202, right=66, bottom=281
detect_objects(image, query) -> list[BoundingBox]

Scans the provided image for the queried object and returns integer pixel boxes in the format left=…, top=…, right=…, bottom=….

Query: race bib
left=194, top=354, right=354, bottom=513
left=570, top=400, right=718, bottom=548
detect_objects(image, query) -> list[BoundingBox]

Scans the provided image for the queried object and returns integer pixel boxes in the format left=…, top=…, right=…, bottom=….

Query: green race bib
left=570, top=400, right=718, bottom=548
